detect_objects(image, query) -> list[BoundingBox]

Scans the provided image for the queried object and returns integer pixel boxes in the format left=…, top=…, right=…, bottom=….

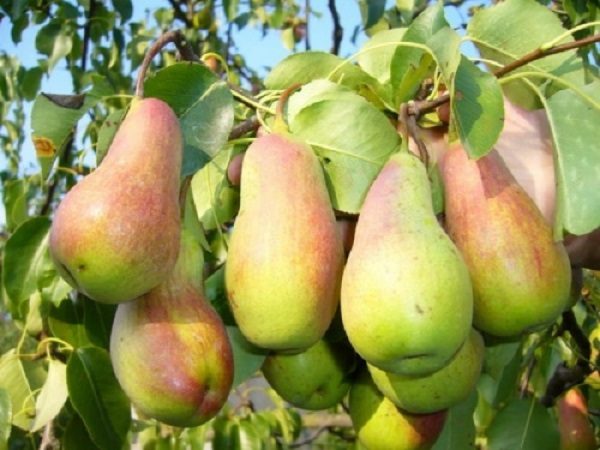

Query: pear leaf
left=144, top=63, right=235, bottom=176
left=545, top=83, right=600, bottom=236
left=431, top=390, right=477, bottom=450
left=290, top=95, right=400, bottom=213
left=31, top=358, right=68, bottom=432
left=0, top=389, right=10, bottom=450
left=0, top=350, right=34, bottom=430
left=486, top=397, right=559, bottom=450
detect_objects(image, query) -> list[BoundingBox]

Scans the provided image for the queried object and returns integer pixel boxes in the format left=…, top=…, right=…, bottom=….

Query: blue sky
left=0, top=0, right=478, bottom=224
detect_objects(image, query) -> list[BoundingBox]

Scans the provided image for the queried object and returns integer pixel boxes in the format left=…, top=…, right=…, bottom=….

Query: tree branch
left=304, top=0, right=311, bottom=51
left=229, top=116, right=260, bottom=140
left=328, top=0, right=343, bottom=55
left=167, top=0, right=193, bottom=28
left=410, top=32, right=600, bottom=117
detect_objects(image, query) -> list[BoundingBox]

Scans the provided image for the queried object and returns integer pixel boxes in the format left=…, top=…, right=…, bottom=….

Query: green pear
left=440, top=144, right=571, bottom=337
left=349, top=369, right=447, bottom=450
left=369, top=329, right=484, bottom=414
left=341, top=151, right=473, bottom=376
left=225, top=132, right=345, bottom=352
left=110, top=229, right=233, bottom=427
left=49, top=97, right=182, bottom=304
left=261, top=338, right=356, bottom=410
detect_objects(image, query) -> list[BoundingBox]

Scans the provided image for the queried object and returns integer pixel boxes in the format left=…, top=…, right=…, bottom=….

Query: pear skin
left=262, top=338, right=356, bottom=410
left=558, top=388, right=598, bottom=450
left=369, top=329, right=484, bottom=414
left=110, top=231, right=233, bottom=427
left=341, top=152, right=473, bottom=376
left=50, top=97, right=182, bottom=304
left=225, top=133, right=344, bottom=352
left=349, top=369, right=447, bottom=450
left=440, top=144, right=571, bottom=337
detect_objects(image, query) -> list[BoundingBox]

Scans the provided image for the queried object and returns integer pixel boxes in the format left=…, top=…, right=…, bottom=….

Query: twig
left=328, top=0, right=343, bottom=55
left=39, top=421, right=57, bottom=450
left=167, top=0, right=193, bottom=28
left=229, top=116, right=260, bottom=140
left=562, top=310, right=591, bottom=360
left=410, top=32, right=600, bottom=117
left=304, top=0, right=311, bottom=51
left=135, top=30, right=199, bottom=98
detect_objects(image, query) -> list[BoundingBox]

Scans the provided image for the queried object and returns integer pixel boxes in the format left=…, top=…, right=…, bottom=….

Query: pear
left=261, top=337, right=356, bottom=410
left=225, top=132, right=344, bottom=352
left=440, top=144, right=571, bottom=337
left=110, top=229, right=233, bottom=427
left=349, top=369, right=447, bottom=450
left=369, top=329, right=484, bottom=414
left=558, top=388, right=598, bottom=450
left=49, top=97, right=182, bottom=304
left=341, top=151, right=473, bottom=376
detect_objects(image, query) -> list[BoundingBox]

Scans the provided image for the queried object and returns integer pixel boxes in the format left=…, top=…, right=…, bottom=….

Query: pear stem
left=135, top=30, right=199, bottom=98
left=270, top=83, right=302, bottom=133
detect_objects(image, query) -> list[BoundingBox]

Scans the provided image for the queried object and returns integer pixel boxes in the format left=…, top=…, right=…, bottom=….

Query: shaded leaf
left=223, top=0, right=240, bottom=20
left=63, top=415, right=101, bottom=450
left=83, top=301, right=116, bottom=350
left=2, top=179, right=28, bottom=232
left=359, top=0, right=386, bottom=29
left=31, top=359, right=68, bottom=432
left=290, top=96, right=400, bottom=213
left=432, top=389, right=478, bottom=450
left=487, top=398, right=559, bottom=450
left=48, top=298, right=91, bottom=349
left=66, top=347, right=130, bottom=450
left=227, top=327, right=268, bottom=388
left=546, top=83, right=600, bottom=236
left=451, top=56, right=504, bottom=158
left=2, top=217, right=51, bottom=317
left=95, top=108, right=126, bottom=165
left=144, top=62, right=235, bottom=176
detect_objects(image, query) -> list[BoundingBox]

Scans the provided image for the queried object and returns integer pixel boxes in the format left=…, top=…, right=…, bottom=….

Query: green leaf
left=451, top=56, right=504, bottom=158
left=21, top=67, right=43, bottom=101
left=358, top=28, right=407, bottom=84
left=66, top=347, right=131, bottom=450
left=545, top=83, right=600, bottom=236
left=2, top=179, right=28, bottom=232
left=48, top=30, right=72, bottom=72
left=227, top=327, right=267, bottom=388
left=288, top=80, right=362, bottom=124
left=0, top=350, right=34, bottom=430
left=31, top=93, right=100, bottom=178
left=190, top=147, right=239, bottom=231
left=390, top=1, right=445, bottom=104
left=0, top=389, right=11, bottom=450
left=95, top=108, right=126, bottom=165
left=359, top=0, right=386, bottom=29
left=63, top=415, right=101, bottom=450
left=486, top=398, right=559, bottom=450
left=290, top=95, right=400, bottom=213
left=144, top=62, right=235, bottom=177
left=223, top=0, right=239, bottom=20
left=467, top=0, right=584, bottom=107
left=111, top=0, right=133, bottom=22
left=2, top=217, right=51, bottom=316
left=205, top=267, right=236, bottom=326
left=265, top=51, right=378, bottom=92
left=35, top=22, right=61, bottom=56
left=30, top=359, right=68, bottom=432
left=431, top=389, right=478, bottom=450
left=83, top=301, right=116, bottom=350
left=48, top=298, right=91, bottom=349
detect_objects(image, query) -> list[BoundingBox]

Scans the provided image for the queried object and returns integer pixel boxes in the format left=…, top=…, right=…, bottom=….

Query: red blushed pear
left=225, top=130, right=344, bottom=352
left=349, top=369, right=447, bottom=450
left=557, top=388, right=598, bottom=450
left=440, top=144, right=571, bottom=338
left=49, top=97, right=182, bottom=304
left=110, top=230, right=233, bottom=428
left=342, top=151, right=473, bottom=376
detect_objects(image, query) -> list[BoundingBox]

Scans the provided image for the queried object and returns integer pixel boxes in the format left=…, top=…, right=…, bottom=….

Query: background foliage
left=1, top=0, right=600, bottom=449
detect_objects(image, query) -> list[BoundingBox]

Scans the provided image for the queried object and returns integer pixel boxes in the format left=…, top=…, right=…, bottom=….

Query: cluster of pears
left=49, top=97, right=234, bottom=427
left=225, top=107, right=572, bottom=448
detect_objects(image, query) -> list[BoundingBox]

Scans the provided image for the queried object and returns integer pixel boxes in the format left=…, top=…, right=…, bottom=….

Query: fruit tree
left=1, top=0, right=600, bottom=449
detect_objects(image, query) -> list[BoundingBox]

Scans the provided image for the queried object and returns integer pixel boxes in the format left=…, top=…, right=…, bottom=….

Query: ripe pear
left=110, top=229, right=233, bottom=427
left=440, top=144, right=571, bottom=337
left=349, top=369, right=447, bottom=450
left=261, top=338, right=357, bottom=410
left=558, top=388, right=597, bottom=450
left=369, top=329, right=484, bottom=414
left=225, top=133, right=344, bottom=352
left=49, top=97, right=182, bottom=304
left=341, top=151, right=473, bottom=376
